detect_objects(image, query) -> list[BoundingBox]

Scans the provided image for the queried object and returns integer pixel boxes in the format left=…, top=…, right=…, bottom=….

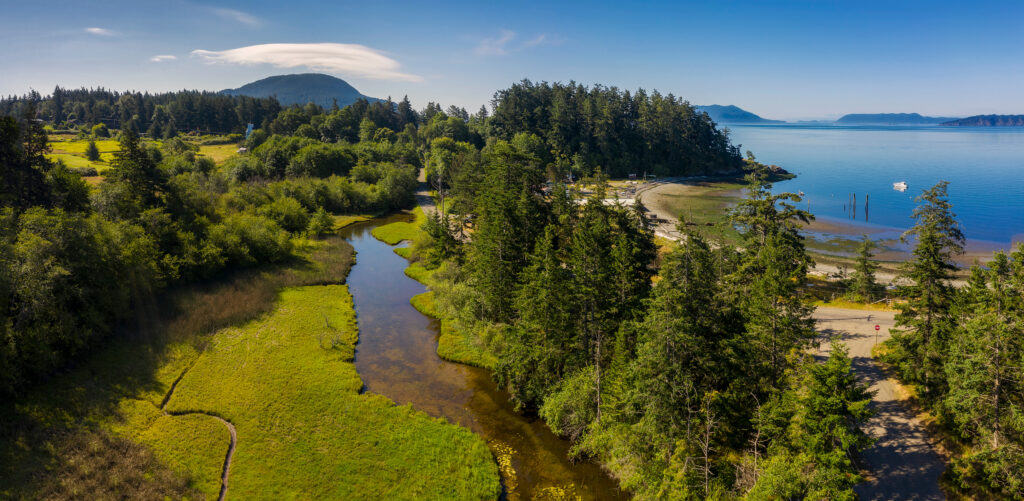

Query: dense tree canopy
left=489, top=80, right=744, bottom=178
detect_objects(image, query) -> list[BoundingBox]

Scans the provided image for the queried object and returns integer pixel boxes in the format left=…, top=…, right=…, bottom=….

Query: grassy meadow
left=0, top=234, right=501, bottom=500
left=44, top=133, right=242, bottom=177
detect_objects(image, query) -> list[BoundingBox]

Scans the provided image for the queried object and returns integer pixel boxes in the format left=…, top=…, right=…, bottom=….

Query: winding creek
left=342, top=214, right=626, bottom=500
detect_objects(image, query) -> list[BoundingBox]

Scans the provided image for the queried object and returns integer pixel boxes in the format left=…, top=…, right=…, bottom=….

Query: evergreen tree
left=468, top=141, right=546, bottom=321
left=730, top=164, right=815, bottom=386
left=945, top=251, right=1023, bottom=453
left=742, top=231, right=816, bottom=385
left=496, top=225, right=577, bottom=409
left=101, top=129, right=167, bottom=219
left=568, top=199, right=616, bottom=420
left=85, top=139, right=100, bottom=162
left=421, top=210, right=461, bottom=267
left=887, top=181, right=964, bottom=395
left=620, top=227, right=728, bottom=476
left=750, top=344, right=873, bottom=499
left=848, top=234, right=880, bottom=301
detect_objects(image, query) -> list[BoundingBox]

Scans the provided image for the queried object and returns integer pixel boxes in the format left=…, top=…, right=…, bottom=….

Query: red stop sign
left=875, top=324, right=881, bottom=331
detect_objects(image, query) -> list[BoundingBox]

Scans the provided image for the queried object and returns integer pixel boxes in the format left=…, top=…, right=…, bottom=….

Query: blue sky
left=1, top=0, right=1022, bottom=120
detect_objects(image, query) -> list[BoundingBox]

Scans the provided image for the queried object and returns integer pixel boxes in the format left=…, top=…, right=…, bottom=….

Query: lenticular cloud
left=191, top=43, right=421, bottom=82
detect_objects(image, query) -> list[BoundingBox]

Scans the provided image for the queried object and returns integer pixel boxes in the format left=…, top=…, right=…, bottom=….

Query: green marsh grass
left=164, top=284, right=500, bottom=499
left=371, top=206, right=427, bottom=244
left=1, top=233, right=499, bottom=500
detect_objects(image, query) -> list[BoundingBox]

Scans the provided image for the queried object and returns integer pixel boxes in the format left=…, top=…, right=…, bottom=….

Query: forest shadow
left=0, top=235, right=354, bottom=497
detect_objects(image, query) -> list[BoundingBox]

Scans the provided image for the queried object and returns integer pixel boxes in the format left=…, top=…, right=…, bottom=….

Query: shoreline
left=635, top=177, right=1018, bottom=273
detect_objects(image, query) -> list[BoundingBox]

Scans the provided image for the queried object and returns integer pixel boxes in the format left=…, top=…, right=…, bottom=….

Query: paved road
left=814, top=307, right=945, bottom=500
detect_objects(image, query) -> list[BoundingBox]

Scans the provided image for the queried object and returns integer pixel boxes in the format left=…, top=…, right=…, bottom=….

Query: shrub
left=69, top=166, right=99, bottom=177
left=91, top=123, right=110, bottom=138
left=257, top=196, right=310, bottom=233
left=350, top=163, right=382, bottom=184
left=207, top=213, right=293, bottom=266
left=307, top=207, right=335, bottom=235
left=286, top=143, right=356, bottom=178
left=223, top=155, right=270, bottom=182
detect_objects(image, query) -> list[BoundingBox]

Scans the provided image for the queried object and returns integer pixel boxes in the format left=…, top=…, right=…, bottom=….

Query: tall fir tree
left=888, top=181, right=964, bottom=395
left=848, top=234, right=880, bottom=301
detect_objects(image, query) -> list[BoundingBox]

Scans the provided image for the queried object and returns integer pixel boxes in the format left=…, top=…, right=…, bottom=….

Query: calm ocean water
left=727, top=124, right=1024, bottom=246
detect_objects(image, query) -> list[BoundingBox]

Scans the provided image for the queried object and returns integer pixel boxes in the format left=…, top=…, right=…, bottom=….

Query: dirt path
left=416, top=168, right=436, bottom=217
left=813, top=307, right=945, bottom=500
left=161, top=364, right=238, bottom=501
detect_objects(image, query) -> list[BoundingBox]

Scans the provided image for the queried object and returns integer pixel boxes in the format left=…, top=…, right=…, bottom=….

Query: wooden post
left=865, top=193, right=869, bottom=222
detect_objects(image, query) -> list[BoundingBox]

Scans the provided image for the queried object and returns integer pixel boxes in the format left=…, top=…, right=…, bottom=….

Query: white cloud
left=523, top=34, right=547, bottom=47
left=150, top=55, right=177, bottom=63
left=473, top=29, right=516, bottom=56
left=209, top=7, right=262, bottom=27
left=473, top=30, right=552, bottom=56
left=191, top=43, right=422, bottom=82
left=84, top=27, right=114, bottom=36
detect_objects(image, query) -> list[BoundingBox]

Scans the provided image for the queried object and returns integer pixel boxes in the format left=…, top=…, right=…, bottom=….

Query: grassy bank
left=371, top=206, right=427, bottom=245
left=409, top=291, right=498, bottom=370
left=0, top=232, right=500, bottom=500
left=372, top=210, right=497, bottom=370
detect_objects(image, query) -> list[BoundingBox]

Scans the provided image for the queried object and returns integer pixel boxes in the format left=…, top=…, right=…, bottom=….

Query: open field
left=46, top=137, right=121, bottom=173
left=44, top=135, right=242, bottom=177
left=197, top=143, right=239, bottom=163
left=0, top=232, right=500, bottom=500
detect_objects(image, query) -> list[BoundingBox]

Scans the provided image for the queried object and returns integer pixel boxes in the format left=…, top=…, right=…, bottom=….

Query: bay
left=726, top=124, right=1024, bottom=247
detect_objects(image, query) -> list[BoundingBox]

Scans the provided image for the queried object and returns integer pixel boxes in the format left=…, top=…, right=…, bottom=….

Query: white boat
left=893, top=181, right=908, bottom=192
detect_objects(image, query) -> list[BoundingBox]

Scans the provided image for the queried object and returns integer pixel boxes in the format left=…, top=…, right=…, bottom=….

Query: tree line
left=488, top=80, right=745, bottom=178
left=1, top=87, right=282, bottom=136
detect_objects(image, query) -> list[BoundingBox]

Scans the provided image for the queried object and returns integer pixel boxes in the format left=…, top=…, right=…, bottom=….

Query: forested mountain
left=836, top=113, right=959, bottom=125
left=0, top=88, right=281, bottom=136
left=489, top=80, right=745, bottom=178
left=696, top=104, right=784, bottom=124
left=221, top=74, right=381, bottom=109
left=940, top=114, right=1024, bottom=126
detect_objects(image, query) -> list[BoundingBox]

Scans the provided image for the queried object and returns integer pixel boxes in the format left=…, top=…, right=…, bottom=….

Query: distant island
left=696, top=104, right=784, bottom=124
left=836, top=113, right=959, bottom=125
left=940, top=114, right=1024, bottom=126
left=221, top=73, right=381, bottom=108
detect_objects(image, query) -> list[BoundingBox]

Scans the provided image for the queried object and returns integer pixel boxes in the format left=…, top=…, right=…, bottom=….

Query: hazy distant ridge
left=940, top=115, right=1024, bottom=126
left=696, top=104, right=784, bottom=124
left=836, top=113, right=959, bottom=125
left=221, top=73, right=381, bottom=108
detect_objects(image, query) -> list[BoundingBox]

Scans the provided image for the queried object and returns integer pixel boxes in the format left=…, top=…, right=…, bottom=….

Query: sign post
left=875, top=324, right=881, bottom=345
